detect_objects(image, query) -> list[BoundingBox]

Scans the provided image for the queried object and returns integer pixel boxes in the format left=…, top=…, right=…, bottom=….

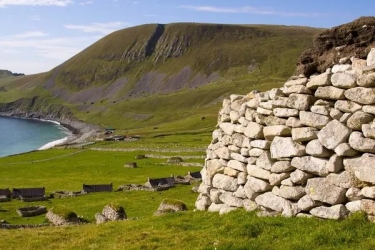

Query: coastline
left=0, top=112, right=99, bottom=148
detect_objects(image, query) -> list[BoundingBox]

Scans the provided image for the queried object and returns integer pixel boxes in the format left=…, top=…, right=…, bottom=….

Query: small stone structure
left=95, top=204, right=126, bottom=224
left=124, top=162, right=138, bottom=168
left=144, top=177, right=175, bottom=189
left=83, top=184, right=113, bottom=193
left=196, top=48, right=375, bottom=220
left=51, top=190, right=87, bottom=198
left=154, top=199, right=188, bottom=216
left=12, top=187, right=45, bottom=199
left=16, top=206, right=47, bottom=217
left=46, top=210, right=80, bottom=226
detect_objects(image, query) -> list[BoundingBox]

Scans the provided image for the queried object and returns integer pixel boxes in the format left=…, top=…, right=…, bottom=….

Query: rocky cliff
left=196, top=47, right=375, bottom=220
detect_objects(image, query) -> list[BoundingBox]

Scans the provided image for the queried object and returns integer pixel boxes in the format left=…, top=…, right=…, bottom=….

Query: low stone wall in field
left=196, top=49, right=375, bottom=220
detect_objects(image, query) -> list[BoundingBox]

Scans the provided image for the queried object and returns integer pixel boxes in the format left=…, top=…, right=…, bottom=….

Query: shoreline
left=0, top=113, right=99, bottom=148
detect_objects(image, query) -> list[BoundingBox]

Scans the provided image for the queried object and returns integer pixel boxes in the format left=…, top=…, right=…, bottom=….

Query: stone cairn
left=196, top=48, right=375, bottom=220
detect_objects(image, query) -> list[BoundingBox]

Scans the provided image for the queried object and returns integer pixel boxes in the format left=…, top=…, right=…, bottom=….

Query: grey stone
left=340, top=113, right=352, bottom=123
left=219, top=192, right=243, bottom=207
left=332, top=64, right=352, bottom=73
left=306, top=139, right=332, bottom=158
left=290, top=169, right=313, bottom=184
left=284, top=78, right=308, bottom=87
left=240, top=148, right=250, bottom=157
left=335, top=100, right=362, bottom=113
left=273, top=108, right=299, bottom=117
left=326, top=154, right=344, bottom=173
left=346, top=187, right=364, bottom=201
left=212, top=174, right=238, bottom=192
left=299, top=111, right=331, bottom=129
left=237, top=172, right=247, bottom=185
left=361, top=187, right=375, bottom=199
left=283, top=85, right=312, bottom=95
left=257, top=107, right=273, bottom=116
left=310, top=205, right=348, bottom=220
left=287, top=94, right=314, bottom=111
left=331, top=73, right=357, bottom=89
left=349, top=132, right=375, bottom=153
left=347, top=111, right=374, bottom=130
left=281, top=178, right=295, bottom=186
left=344, top=87, right=375, bottom=105
left=219, top=123, right=236, bottom=135
left=363, top=105, right=375, bottom=115
left=367, top=48, right=375, bottom=66
left=317, top=120, right=351, bottom=149
left=363, top=124, right=375, bottom=139
left=264, top=116, right=287, bottom=126
left=326, top=171, right=354, bottom=189
left=214, top=148, right=231, bottom=160
left=256, top=151, right=274, bottom=171
left=270, top=137, right=305, bottom=159
left=243, top=199, right=258, bottom=212
left=247, top=177, right=272, bottom=193
left=272, top=186, right=305, bottom=200
left=361, top=199, right=375, bottom=216
left=346, top=201, right=362, bottom=213
left=255, top=192, right=293, bottom=213
left=269, top=173, right=290, bottom=186
left=310, top=105, right=330, bottom=116
left=305, top=178, right=347, bottom=205
left=249, top=148, right=265, bottom=157
left=315, top=86, right=345, bottom=100
left=263, top=125, right=291, bottom=141
left=272, top=97, right=289, bottom=108
left=230, top=153, right=247, bottom=163
left=250, top=140, right=271, bottom=149
left=210, top=189, right=222, bottom=204
left=291, top=156, right=329, bottom=176
left=229, top=111, right=240, bottom=123
left=244, top=122, right=264, bottom=139
left=334, top=143, right=359, bottom=157
left=243, top=180, right=260, bottom=200
left=248, top=165, right=271, bottom=180
left=315, top=99, right=335, bottom=106
left=233, top=186, right=247, bottom=199
left=219, top=205, right=238, bottom=215
left=207, top=203, right=224, bottom=212
left=357, top=72, right=375, bottom=87
left=206, top=159, right=225, bottom=178
left=330, top=108, right=344, bottom=120
left=227, top=160, right=246, bottom=172
left=306, top=72, right=331, bottom=89
left=297, top=195, right=323, bottom=211
left=286, top=117, right=303, bottom=128
left=271, top=161, right=294, bottom=173
left=224, top=167, right=239, bottom=177
left=269, top=88, right=284, bottom=100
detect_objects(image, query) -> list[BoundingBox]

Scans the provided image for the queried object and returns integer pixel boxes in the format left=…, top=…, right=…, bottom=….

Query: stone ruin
left=95, top=204, right=127, bottom=224
left=16, top=206, right=47, bottom=217
left=196, top=48, right=375, bottom=220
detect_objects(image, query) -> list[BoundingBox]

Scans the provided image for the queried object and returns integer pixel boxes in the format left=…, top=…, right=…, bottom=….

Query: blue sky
left=0, top=0, right=373, bottom=74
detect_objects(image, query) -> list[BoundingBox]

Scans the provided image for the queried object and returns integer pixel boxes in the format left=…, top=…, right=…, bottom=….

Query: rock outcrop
left=196, top=48, right=375, bottom=220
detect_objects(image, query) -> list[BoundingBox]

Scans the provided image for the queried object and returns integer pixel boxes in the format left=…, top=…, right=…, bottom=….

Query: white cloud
left=0, top=0, right=73, bottom=7
left=64, top=22, right=129, bottom=34
left=79, top=1, right=93, bottom=5
left=12, top=31, right=48, bottom=38
left=180, top=5, right=323, bottom=17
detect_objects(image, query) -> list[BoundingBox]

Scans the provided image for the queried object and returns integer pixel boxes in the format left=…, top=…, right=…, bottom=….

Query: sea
left=0, top=116, right=70, bottom=158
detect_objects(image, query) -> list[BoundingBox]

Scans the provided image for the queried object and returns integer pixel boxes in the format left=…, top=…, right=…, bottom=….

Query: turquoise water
left=0, top=116, right=68, bottom=158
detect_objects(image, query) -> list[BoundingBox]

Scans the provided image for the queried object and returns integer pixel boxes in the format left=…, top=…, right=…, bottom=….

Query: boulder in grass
left=154, top=199, right=188, bottom=216
left=16, top=206, right=47, bottom=217
left=124, top=162, right=138, bottom=168
left=167, top=157, right=184, bottom=164
left=102, top=203, right=127, bottom=221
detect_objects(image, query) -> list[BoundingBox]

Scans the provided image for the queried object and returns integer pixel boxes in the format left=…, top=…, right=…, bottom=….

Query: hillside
left=0, top=23, right=321, bottom=134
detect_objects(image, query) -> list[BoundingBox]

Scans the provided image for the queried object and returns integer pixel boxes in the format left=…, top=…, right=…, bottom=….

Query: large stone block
left=344, top=87, right=375, bottom=105
left=306, top=72, right=331, bottom=89
left=326, top=171, right=354, bottom=189
left=227, top=160, right=246, bottom=172
left=306, top=139, right=332, bottom=158
left=272, top=186, right=305, bottom=200
left=344, top=157, right=375, bottom=184
left=263, top=125, right=291, bottom=141
left=247, top=177, right=272, bottom=193
left=299, top=111, right=331, bottom=129
left=361, top=199, right=375, bottom=215
left=292, top=127, right=318, bottom=142
left=212, top=174, right=238, bottom=192
left=346, top=111, right=374, bottom=131
left=310, top=205, right=348, bottom=220
left=273, top=108, right=299, bottom=117
left=297, top=195, right=323, bottom=211
left=256, top=151, right=274, bottom=170
left=349, top=132, right=375, bottom=153
left=291, top=156, right=329, bottom=176
left=219, top=123, right=236, bottom=135
left=287, top=94, right=314, bottom=111
left=317, top=120, right=351, bottom=149
left=247, top=165, right=271, bottom=180
left=306, top=178, right=347, bottom=205
left=357, top=72, right=375, bottom=87
left=270, top=137, right=305, bottom=159
left=315, top=86, right=345, bottom=100
left=331, top=72, right=357, bottom=89
left=244, top=122, right=264, bottom=139
left=219, top=192, right=243, bottom=207
left=255, top=192, right=292, bottom=213
left=334, top=100, right=362, bottom=113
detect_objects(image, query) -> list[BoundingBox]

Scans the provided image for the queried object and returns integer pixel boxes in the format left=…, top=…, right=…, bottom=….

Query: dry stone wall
left=196, top=48, right=375, bottom=220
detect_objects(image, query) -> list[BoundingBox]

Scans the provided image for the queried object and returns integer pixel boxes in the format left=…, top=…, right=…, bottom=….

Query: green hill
left=0, top=23, right=322, bottom=134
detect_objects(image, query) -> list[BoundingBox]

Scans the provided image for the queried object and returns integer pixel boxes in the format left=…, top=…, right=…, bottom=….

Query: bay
left=0, top=116, right=68, bottom=158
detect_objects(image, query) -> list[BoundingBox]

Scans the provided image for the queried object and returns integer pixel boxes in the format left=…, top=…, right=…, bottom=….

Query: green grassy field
left=2, top=134, right=375, bottom=250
